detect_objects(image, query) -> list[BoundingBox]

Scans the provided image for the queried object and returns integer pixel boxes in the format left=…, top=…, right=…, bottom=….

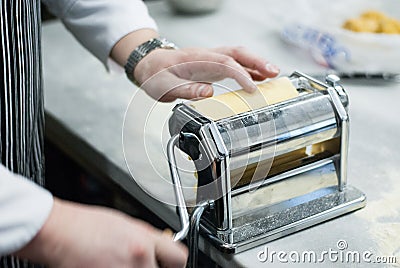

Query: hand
left=135, top=46, right=280, bottom=102
left=16, top=198, right=188, bottom=268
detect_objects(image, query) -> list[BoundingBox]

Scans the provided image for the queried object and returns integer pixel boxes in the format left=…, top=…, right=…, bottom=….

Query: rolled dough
left=190, top=77, right=299, bottom=120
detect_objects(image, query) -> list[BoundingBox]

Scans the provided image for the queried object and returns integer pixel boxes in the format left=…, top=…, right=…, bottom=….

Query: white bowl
left=167, top=0, right=223, bottom=14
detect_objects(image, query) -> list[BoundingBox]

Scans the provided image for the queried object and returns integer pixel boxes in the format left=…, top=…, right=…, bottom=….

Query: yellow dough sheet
left=189, top=77, right=299, bottom=121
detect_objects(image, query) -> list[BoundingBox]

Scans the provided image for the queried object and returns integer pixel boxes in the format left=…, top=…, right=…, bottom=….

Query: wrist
left=124, top=37, right=178, bottom=85
left=14, top=198, right=63, bottom=265
left=110, top=28, right=159, bottom=67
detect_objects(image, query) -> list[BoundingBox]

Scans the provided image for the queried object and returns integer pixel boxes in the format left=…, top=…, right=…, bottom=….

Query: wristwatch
left=124, top=38, right=178, bottom=85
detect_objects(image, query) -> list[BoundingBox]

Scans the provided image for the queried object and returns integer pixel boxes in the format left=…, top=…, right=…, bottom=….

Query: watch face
left=160, top=38, right=178, bottom=49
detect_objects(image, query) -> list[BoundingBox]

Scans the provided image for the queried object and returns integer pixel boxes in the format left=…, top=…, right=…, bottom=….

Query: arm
left=43, top=0, right=280, bottom=102
left=0, top=163, right=186, bottom=267
left=15, top=198, right=187, bottom=267
left=42, top=0, right=158, bottom=66
left=0, top=164, right=53, bottom=255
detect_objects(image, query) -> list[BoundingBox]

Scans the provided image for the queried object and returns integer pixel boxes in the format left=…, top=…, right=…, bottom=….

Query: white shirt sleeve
left=42, top=0, right=158, bottom=68
left=0, top=164, right=53, bottom=255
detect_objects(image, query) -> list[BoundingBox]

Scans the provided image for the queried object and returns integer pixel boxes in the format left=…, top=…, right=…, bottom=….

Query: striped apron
left=1, top=0, right=45, bottom=267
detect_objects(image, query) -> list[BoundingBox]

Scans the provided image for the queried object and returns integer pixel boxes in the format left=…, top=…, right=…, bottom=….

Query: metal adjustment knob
left=326, top=74, right=341, bottom=87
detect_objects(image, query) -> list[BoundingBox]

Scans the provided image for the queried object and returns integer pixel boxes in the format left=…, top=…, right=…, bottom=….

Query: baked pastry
left=342, top=10, right=400, bottom=34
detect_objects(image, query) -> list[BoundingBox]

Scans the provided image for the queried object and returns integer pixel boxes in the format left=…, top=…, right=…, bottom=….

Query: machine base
left=200, top=185, right=366, bottom=254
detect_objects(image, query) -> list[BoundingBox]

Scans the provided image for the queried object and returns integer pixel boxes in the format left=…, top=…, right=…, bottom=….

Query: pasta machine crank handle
left=167, top=134, right=190, bottom=241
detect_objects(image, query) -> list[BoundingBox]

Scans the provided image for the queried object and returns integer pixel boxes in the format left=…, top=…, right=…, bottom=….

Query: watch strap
left=124, top=38, right=177, bottom=85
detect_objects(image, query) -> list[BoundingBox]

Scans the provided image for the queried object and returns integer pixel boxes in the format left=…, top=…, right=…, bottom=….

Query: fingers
left=127, top=220, right=164, bottom=268
left=171, top=82, right=214, bottom=100
left=154, top=231, right=188, bottom=268
left=212, top=46, right=280, bottom=80
left=141, top=71, right=213, bottom=102
left=245, top=68, right=269, bottom=81
left=129, top=243, right=158, bottom=268
left=130, top=221, right=188, bottom=268
left=169, top=55, right=258, bottom=93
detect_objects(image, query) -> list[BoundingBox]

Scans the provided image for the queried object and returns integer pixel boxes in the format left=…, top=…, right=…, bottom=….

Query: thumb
left=170, top=82, right=213, bottom=101
left=141, top=71, right=214, bottom=102
left=154, top=232, right=188, bottom=268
